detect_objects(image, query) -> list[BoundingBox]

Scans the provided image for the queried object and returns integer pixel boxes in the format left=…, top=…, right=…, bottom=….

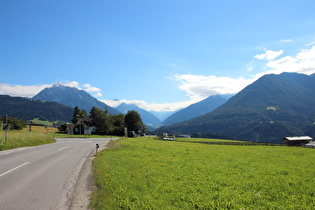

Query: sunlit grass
left=22, top=125, right=58, bottom=133
left=91, top=137, right=315, bottom=209
left=175, top=137, right=246, bottom=143
left=0, top=129, right=55, bottom=150
left=29, top=118, right=59, bottom=126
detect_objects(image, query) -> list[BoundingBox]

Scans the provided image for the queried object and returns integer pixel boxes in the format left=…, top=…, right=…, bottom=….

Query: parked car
left=128, top=131, right=137, bottom=138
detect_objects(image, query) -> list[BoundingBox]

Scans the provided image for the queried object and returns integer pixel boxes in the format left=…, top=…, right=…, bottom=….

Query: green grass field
left=175, top=137, right=252, bottom=143
left=177, top=137, right=241, bottom=142
left=0, top=129, right=56, bottom=150
left=29, top=118, right=59, bottom=126
left=91, top=137, right=315, bottom=209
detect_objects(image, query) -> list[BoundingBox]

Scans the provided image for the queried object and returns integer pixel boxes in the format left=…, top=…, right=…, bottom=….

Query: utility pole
left=1, top=115, right=9, bottom=145
left=77, top=115, right=83, bottom=136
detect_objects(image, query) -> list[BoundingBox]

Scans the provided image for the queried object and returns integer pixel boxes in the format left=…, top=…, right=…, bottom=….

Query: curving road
left=0, top=138, right=114, bottom=210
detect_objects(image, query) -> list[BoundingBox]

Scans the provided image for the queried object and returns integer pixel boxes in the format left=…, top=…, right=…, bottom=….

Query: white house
left=283, top=136, right=313, bottom=146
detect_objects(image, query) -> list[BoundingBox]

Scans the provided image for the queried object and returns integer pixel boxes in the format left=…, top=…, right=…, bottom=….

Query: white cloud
left=246, top=63, right=254, bottom=72
left=101, top=99, right=196, bottom=112
left=281, top=39, right=293, bottom=42
left=0, top=84, right=51, bottom=98
left=62, top=81, right=102, bottom=93
left=262, top=45, right=315, bottom=76
left=172, top=74, right=253, bottom=100
left=305, top=41, right=315, bottom=47
left=83, top=84, right=101, bottom=92
left=0, top=81, right=103, bottom=98
left=63, top=81, right=80, bottom=88
left=255, top=49, right=284, bottom=60
left=94, top=92, right=102, bottom=97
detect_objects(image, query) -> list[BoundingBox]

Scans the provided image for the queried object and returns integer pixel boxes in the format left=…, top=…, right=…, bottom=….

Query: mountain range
left=32, top=83, right=120, bottom=115
left=31, top=83, right=228, bottom=129
left=157, top=72, right=315, bottom=143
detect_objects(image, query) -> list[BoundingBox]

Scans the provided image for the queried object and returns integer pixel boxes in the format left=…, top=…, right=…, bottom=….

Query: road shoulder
left=69, top=141, right=109, bottom=210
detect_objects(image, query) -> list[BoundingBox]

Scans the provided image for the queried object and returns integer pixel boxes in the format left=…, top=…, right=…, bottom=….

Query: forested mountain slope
left=0, top=95, right=73, bottom=122
left=157, top=73, right=315, bottom=143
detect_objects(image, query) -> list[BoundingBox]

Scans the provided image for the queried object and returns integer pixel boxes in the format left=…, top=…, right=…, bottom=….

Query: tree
left=0, top=116, right=26, bottom=130
left=58, top=123, right=67, bottom=133
left=89, top=107, right=111, bottom=134
left=71, top=106, right=88, bottom=134
left=72, top=106, right=87, bottom=124
left=124, top=110, right=146, bottom=133
left=110, top=113, right=125, bottom=135
left=72, top=106, right=80, bottom=124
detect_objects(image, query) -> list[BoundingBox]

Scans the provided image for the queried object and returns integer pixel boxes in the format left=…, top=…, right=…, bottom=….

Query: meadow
left=0, top=126, right=56, bottom=150
left=176, top=137, right=243, bottom=143
left=91, top=137, right=315, bottom=209
left=29, top=118, right=59, bottom=126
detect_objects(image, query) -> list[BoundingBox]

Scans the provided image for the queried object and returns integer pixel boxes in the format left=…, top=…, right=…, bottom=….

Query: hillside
left=116, top=103, right=162, bottom=129
left=33, top=83, right=120, bottom=114
left=162, top=95, right=228, bottom=126
left=0, top=95, right=73, bottom=122
left=157, top=72, right=315, bottom=143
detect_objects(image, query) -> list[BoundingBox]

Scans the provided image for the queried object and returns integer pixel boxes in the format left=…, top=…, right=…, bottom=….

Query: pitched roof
left=283, top=136, right=313, bottom=141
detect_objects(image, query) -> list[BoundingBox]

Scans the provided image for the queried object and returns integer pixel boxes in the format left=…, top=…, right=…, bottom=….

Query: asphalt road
left=0, top=137, right=113, bottom=210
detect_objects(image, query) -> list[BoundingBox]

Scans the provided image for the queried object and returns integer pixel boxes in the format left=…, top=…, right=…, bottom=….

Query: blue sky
left=1, top=0, right=315, bottom=112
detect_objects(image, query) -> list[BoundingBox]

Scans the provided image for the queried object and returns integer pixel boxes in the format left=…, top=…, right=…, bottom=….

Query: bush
left=58, top=123, right=67, bottom=133
left=0, top=116, right=26, bottom=130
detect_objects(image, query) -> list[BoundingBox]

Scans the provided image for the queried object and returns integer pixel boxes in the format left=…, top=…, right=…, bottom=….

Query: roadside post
left=96, top=143, right=99, bottom=155
left=124, top=127, right=127, bottom=138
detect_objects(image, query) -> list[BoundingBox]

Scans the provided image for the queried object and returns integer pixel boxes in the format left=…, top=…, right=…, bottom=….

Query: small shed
left=283, top=136, right=313, bottom=146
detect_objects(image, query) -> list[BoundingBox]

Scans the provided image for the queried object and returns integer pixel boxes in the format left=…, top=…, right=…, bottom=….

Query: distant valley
left=162, top=95, right=228, bottom=126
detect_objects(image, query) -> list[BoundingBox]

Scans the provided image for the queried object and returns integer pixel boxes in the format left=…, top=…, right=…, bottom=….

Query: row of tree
left=59, top=106, right=146, bottom=136
left=0, top=116, right=27, bottom=130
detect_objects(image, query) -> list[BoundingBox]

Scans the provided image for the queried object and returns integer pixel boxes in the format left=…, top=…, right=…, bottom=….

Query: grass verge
left=91, top=137, right=315, bottom=209
left=0, top=129, right=55, bottom=150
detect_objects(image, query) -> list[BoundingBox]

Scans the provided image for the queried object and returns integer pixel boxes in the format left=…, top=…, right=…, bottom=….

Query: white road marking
left=0, top=151, right=14, bottom=155
left=0, top=147, right=35, bottom=156
left=0, top=162, right=30, bottom=177
left=58, top=146, right=70, bottom=151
